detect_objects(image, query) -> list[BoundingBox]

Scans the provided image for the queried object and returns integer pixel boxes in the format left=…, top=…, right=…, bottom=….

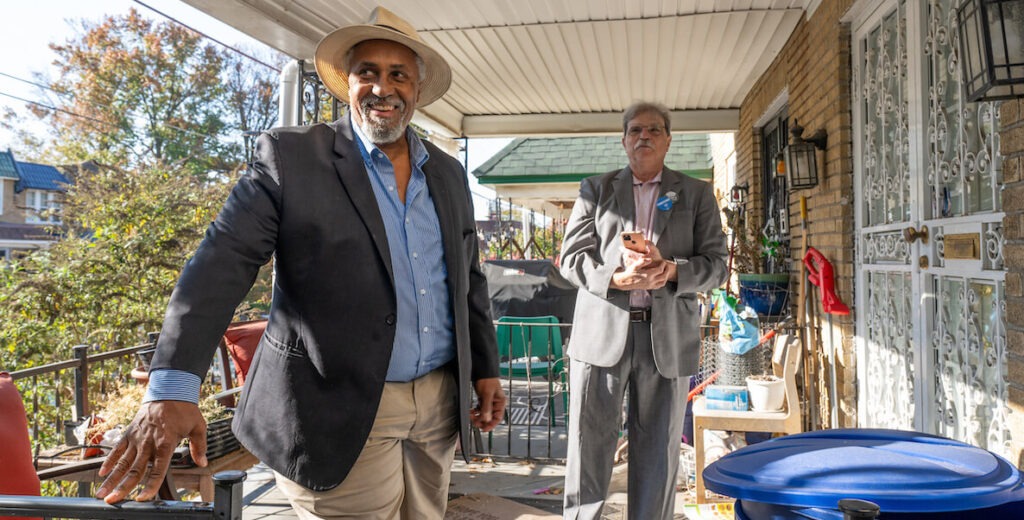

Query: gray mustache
left=361, top=94, right=405, bottom=113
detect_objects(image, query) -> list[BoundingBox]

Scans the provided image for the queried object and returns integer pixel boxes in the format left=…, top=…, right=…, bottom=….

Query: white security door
left=852, top=0, right=1010, bottom=456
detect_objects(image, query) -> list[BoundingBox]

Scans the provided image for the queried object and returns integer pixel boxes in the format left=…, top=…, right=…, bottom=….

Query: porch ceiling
left=180, top=0, right=808, bottom=138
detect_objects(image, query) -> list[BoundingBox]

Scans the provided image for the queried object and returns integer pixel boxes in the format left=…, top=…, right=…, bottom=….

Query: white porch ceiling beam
left=181, top=0, right=321, bottom=58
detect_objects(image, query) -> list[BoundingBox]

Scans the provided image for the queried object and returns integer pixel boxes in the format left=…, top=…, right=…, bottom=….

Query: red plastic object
left=0, top=372, right=42, bottom=520
left=802, top=247, right=850, bottom=316
left=222, top=320, right=267, bottom=385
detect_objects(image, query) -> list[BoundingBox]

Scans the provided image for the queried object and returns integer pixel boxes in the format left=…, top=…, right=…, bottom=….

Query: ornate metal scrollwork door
left=852, top=0, right=1010, bottom=456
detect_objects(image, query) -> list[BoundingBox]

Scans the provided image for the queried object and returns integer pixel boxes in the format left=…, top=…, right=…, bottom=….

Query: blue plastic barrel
left=734, top=498, right=1024, bottom=519
left=705, top=429, right=1024, bottom=519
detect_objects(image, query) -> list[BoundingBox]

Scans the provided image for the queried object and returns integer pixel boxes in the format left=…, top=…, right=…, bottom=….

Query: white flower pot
left=746, top=375, right=785, bottom=412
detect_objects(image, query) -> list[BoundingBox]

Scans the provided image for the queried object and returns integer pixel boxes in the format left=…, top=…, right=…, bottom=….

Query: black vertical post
left=72, top=344, right=90, bottom=420
left=212, top=470, right=247, bottom=520
left=72, top=343, right=92, bottom=497
left=297, top=60, right=305, bottom=125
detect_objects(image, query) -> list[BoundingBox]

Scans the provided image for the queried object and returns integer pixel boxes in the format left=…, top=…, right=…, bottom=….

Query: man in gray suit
left=560, top=101, right=728, bottom=519
left=96, top=7, right=505, bottom=519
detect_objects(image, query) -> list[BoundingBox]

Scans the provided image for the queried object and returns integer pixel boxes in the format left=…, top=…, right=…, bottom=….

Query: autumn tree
left=26, top=8, right=281, bottom=175
left=0, top=11, right=282, bottom=369
left=223, top=47, right=281, bottom=162
left=0, top=162, right=231, bottom=367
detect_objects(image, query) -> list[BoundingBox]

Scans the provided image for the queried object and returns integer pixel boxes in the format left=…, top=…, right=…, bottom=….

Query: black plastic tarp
left=482, top=259, right=577, bottom=325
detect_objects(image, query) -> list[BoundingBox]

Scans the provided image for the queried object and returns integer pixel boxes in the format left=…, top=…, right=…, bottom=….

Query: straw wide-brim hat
left=314, top=6, right=452, bottom=107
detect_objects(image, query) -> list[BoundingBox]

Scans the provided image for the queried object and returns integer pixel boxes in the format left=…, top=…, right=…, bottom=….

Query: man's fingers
left=97, top=434, right=129, bottom=478
left=188, top=425, right=209, bottom=468
left=487, top=397, right=507, bottom=431
left=100, top=444, right=144, bottom=504
left=478, top=396, right=493, bottom=423
left=96, top=442, right=137, bottom=499
left=135, top=447, right=173, bottom=502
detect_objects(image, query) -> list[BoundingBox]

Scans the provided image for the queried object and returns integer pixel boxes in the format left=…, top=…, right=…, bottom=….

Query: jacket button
left=385, top=314, right=396, bottom=326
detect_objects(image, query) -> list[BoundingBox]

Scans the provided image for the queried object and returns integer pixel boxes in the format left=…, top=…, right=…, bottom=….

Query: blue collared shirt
left=145, top=118, right=455, bottom=403
left=351, top=119, right=454, bottom=381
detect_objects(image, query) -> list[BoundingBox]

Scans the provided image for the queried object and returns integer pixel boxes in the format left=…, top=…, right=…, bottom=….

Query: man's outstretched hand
left=96, top=401, right=207, bottom=504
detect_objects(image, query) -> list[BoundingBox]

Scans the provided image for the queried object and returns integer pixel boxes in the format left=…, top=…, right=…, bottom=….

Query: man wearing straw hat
left=96, top=7, right=506, bottom=518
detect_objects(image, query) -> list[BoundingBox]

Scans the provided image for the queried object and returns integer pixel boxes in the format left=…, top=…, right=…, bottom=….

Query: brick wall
left=1003, top=98, right=1024, bottom=467
left=735, top=0, right=1023, bottom=464
left=735, top=0, right=857, bottom=428
left=0, top=179, right=23, bottom=224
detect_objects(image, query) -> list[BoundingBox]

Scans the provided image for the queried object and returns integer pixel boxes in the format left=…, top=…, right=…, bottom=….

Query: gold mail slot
left=944, top=233, right=980, bottom=260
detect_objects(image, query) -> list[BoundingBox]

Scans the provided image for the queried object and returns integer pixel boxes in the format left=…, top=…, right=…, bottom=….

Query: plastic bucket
left=737, top=274, right=789, bottom=316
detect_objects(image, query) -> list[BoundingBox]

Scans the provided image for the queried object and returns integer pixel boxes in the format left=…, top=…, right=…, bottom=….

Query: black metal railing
left=10, top=334, right=159, bottom=455
left=0, top=470, right=245, bottom=520
left=476, top=319, right=572, bottom=463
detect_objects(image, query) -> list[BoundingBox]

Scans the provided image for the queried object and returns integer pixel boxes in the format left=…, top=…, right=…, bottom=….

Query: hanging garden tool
left=795, top=197, right=818, bottom=431
left=803, top=246, right=849, bottom=429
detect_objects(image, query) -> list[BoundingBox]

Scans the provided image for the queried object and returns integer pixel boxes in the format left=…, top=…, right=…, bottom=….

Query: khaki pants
left=274, top=369, right=458, bottom=519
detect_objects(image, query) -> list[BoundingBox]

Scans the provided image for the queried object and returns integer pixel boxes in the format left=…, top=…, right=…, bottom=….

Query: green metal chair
left=495, top=315, right=567, bottom=426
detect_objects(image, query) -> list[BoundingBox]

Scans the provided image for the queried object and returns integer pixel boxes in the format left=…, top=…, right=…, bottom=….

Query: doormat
left=446, top=493, right=559, bottom=519
left=506, top=396, right=548, bottom=425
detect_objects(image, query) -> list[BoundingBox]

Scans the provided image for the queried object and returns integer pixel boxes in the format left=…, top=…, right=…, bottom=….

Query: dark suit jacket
left=150, top=117, right=498, bottom=490
left=559, top=167, right=728, bottom=377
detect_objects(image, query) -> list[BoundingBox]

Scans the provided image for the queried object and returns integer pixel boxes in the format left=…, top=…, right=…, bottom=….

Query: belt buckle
left=630, top=308, right=651, bottom=322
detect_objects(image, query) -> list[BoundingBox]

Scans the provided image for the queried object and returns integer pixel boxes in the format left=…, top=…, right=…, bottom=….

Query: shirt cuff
left=143, top=369, right=202, bottom=404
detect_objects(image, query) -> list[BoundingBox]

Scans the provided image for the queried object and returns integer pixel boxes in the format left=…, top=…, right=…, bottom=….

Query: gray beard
left=361, top=116, right=406, bottom=145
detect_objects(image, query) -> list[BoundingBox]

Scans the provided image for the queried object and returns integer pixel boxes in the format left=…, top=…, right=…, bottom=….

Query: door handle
left=903, top=225, right=928, bottom=244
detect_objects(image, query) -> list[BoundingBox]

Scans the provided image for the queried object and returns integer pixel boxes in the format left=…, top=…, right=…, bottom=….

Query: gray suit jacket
left=559, top=167, right=728, bottom=377
left=150, top=117, right=498, bottom=490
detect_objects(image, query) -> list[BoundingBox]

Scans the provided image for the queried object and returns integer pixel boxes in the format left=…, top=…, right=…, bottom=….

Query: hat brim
left=314, top=25, right=452, bottom=108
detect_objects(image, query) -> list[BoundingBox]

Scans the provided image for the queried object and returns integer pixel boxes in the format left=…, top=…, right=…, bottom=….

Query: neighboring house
left=473, top=134, right=716, bottom=215
left=0, top=150, right=71, bottom=261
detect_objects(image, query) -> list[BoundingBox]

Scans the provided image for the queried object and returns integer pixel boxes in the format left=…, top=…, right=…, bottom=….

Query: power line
left=0, top=91, right=232, bottom=141
left=0, top=91, right=117, bottom=128
left=132, top=0, right=281, bottom=73
left=0, top=71, right=57, bottom=93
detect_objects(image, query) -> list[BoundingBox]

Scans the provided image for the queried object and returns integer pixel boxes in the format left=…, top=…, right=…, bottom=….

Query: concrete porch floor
left=238, top=456, right=727, bottom=519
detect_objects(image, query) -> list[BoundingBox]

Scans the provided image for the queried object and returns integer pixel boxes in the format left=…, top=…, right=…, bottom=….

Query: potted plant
left=746, top=374, right=785, bottom=412
left=722, top=205, right=790, bottom=316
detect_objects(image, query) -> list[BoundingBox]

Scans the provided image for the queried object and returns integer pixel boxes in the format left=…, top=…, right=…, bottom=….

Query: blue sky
left=0, top=0, right=506, bottom=212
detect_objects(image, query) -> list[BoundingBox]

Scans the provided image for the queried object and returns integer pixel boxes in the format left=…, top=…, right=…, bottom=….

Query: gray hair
left=622, top=101, right=671, bottom=134
left=343, top=43, right=427, bottom=84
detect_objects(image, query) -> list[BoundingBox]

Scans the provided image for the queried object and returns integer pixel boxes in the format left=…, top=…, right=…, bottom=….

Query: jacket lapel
left=422, top=161, right=458, bottom=295
left=330, top=118, right=394, bottom=283
left=652, top=168, right=683, bottom=246
left=614, top=167, right=635, bottom=232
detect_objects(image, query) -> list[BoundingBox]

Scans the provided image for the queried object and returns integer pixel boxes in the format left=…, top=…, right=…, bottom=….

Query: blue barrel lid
left=704, top=429, right=1024, bottom=512
left=736, top=498, right=1024, bottom=519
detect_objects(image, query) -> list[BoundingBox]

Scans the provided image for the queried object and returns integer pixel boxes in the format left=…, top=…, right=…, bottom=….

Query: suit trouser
left=273, top=368, right=458, bottom=520
left=563, top=321, right=686, bottom=520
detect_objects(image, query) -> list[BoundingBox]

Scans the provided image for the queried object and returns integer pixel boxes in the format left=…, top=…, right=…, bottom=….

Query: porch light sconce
left=785, top=119, right=827, bottom=190
left=957, top=0, right=1024, bottom=101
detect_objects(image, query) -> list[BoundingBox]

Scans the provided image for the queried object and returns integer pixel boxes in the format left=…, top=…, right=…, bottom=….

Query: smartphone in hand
left=620, top=231, right=647, bottom=253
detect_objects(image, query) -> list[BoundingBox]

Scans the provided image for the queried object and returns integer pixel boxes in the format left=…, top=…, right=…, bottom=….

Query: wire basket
left=696, top=336, right=771, bottom=388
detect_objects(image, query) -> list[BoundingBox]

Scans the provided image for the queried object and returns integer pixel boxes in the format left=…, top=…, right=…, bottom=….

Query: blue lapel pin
left=656, top=191, right=678, bottom=211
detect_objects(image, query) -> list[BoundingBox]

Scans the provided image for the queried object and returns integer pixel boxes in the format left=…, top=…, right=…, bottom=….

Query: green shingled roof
left=0, top=150, right=21, bottom=180
left=473, top=135, right=713, bottom=184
